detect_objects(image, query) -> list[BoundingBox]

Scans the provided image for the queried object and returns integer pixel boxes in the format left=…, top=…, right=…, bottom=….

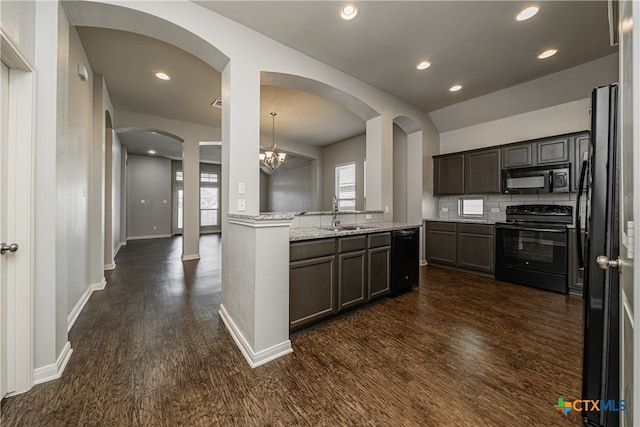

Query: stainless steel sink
left=322, top=225, right=378, bottom=232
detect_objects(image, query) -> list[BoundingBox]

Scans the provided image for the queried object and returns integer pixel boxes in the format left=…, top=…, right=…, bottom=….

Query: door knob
left=596, top=255, right=621, bottom=270
left=0, top=243, right=19, bottom=255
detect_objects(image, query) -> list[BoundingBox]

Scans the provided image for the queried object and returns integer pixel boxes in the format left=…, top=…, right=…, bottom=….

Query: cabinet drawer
left=459, top=223, right=494, bottom=235
left=368, top=232, right=391, bottom=248
left=426, top=221, right=457, bottom=232
left=339, top=235, right=367, bottom=253
left=290, top=238, right=336, bottom=262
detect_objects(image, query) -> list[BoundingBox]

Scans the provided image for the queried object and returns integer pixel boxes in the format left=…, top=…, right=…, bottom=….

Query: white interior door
left=618, top=1, right=638, bottom=425
left=1, top=59, right=9, bottom=400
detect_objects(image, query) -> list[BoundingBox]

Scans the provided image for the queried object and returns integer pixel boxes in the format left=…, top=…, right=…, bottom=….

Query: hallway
left=1, top=236, right=583, bottom=426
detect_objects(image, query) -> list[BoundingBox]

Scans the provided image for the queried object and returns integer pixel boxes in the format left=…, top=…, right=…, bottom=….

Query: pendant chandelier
left=259, top=112, right=286, bottom=169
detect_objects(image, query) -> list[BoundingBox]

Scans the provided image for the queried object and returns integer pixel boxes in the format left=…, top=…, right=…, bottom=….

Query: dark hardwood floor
left=1, top=235, right=584, bottom=426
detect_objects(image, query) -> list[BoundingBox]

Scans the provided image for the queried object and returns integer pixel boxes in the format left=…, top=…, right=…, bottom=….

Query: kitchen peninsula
left=250, top=211, right=421, bottom=332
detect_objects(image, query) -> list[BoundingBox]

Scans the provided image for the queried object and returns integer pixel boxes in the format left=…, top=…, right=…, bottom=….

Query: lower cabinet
left=290, top=231, right=394, bottom=331
left=426, top=221, right=495, bottom=274
left=457, top=224, right=494, bottom=273
left=425, top=222, right=457, bottom=266
left=289, top=239, right=336, bottom=330
left=368, top=232, right=391, bottom=299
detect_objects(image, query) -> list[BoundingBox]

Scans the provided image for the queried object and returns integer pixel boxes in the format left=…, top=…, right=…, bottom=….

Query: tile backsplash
left=438, top=193, right=581, bottom=222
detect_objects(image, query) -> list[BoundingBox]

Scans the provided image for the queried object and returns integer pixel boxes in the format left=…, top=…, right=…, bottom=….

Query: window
left=200, top=187, right=218, bottom=226
left=176, top=171, right=183, bottom=181
left=200, top=172, right=218, bottom=183
left=336, top=162, right=356, bottom=211
left=458, top=198, right=484, bottom=217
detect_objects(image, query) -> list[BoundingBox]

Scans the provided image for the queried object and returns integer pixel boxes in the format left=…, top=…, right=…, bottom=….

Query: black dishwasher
left=391, top=228, right=419, bottom=295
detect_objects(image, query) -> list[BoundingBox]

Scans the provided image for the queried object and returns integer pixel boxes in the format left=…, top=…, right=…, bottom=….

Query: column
left=366, top=115, right=394, bottom=222
left=182, top=139, right=200, bottom=261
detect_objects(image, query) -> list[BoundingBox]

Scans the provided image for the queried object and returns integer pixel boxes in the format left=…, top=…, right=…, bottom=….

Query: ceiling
left=198, top=1, right=616, bottom=113
left=77, top=1, right=616, bottom=167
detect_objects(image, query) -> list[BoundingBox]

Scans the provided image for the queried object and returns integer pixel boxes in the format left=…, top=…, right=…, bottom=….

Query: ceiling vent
left=211, top=99, right=222, bottom=109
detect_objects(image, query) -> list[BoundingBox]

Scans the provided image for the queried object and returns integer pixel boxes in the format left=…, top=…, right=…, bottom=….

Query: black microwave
left=501, top=164, right=570, bottom=194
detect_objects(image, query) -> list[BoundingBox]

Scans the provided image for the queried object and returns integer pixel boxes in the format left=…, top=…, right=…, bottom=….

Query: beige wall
left=322, top=134, right=366, bottom=211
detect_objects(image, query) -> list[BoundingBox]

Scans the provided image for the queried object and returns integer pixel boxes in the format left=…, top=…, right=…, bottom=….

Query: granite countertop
left=290, top=223, right=421, bottom=241
left=425, top=218, right=497, bottom=225
left=228, top=213, right=295, bottom=221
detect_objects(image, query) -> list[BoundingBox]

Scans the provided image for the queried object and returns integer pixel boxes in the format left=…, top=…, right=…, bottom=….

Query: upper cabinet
left=434, top=150, right=500, bottom=196
left=433, top=154, right=464, bottom=195
left=536, top=136, right=570, bottom=165
left=572, top=133, right=591, bottom=191
left=502, top=144, right=534, bottom=168
left=434, top=131, right=589, bottom=196
left=465, top=149, right=501, bottom=194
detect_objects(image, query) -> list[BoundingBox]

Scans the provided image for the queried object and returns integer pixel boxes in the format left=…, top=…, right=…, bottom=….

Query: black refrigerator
left=578, top=83, right=620, bottom=427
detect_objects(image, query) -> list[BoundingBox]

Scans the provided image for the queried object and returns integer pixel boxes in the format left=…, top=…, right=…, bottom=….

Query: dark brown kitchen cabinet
left=337, top=235, right=367, bottom=311
left=367, top=232, right=391, bottom=300
left=464, top=149, right=501, bottom=194
left=572, top=133, right=590, bottom=191
left=289, top=239, right=336, bottom=330
left=425, top=221, right=495, bottom=275
left=433, top=154, right=464, bottom=195
left=536, top=136, right=570, bottom=165
left=426, top=221, right=457, bottom=266
left=457, top=224, right=494, bottom=273
left=502, top=143, right=534, bottom=168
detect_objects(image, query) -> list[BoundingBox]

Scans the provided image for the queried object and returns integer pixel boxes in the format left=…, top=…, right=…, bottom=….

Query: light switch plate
left=238, top=198, right=246, bottom=212
left=385, top=206, right=390, bottom=213
left=491, top=208, right=500, bottom=213
left=238, top=182, right=246, bottom=194
left=162, top=200, right=168, bottom=204
left=365, top=214, right=372, bottom=220
left=442, top=207, right=449, bottom=212
left=140, top=199, right=146, bottom=204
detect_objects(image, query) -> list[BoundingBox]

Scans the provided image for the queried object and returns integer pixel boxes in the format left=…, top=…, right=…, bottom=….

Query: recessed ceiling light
left=516, top=6, right=540, bottom=21
left=148, top=150, right=156, bottom=155
left=417, top=61, right=431, bottom=71
left=538, top=49, right=558, bottom=59
left=155, top=72, right=170, bottom=81
left=449, top=85, right=462, bottom=92
left=340, top=4, right=358, bottom=21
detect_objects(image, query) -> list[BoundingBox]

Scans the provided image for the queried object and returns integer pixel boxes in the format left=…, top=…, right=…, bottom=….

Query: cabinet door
left=502, top=143, right=534, bottom=168
left=464, top=149, right=501, bottom=194
left=338, top=250, right=367, bottom=311
left=572, top=133, right=590, bottom=191
left=536, top=137, right=570, bottom=165
left=368, top=246, right=390, bottom=299
left=458, top=231, right=494, bottom=273
left=434, top=154, right=464, bottom=195
left=290, top=255, right=336, bottom=330
left=426, top=223, right=457, bottom=266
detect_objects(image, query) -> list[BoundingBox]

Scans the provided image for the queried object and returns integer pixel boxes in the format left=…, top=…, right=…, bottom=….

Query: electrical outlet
left=385, top=206, right=390, bottom=214
left=153, top=225, right=157, bottom=230
left=140, top=199, right=146, bottom=204
left=238, top=198, right=246, bottom=212
left=491, top=208, right=500, bottom=213
left=162, top=199, right=168, bottom=204
left=442, top=207, right=449, bottom=212
left=238, top=182, right=246, bottom=194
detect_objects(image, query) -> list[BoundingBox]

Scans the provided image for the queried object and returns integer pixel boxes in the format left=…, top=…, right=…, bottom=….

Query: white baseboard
left=420, top=260, right=428, bottom=266
left=219, top=304, right=293, bottom=369
left=127, top=234, right=172, bottom=240
left=104, top=263, right=116, bottom=271
left=113, top=242, right=122, bottom=258
left=181, top=254, right=201, bottom=261
left=67, top=279, right=107, bottom=332
left=33, top=341, right=73, bottom=385
left=120, top=241, right=127, bottom=246
left=93, top=277, right=107, bottom=291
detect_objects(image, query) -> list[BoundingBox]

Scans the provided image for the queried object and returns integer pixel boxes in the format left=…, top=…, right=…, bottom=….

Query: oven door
left=495, top=224, right=567, bottom=274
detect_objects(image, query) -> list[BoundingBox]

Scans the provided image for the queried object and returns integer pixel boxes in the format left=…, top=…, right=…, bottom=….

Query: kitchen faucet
left=332, top=195, right=340, bottom=227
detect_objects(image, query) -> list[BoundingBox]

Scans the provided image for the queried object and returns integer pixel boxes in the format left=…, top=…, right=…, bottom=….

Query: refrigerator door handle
left=576, top=159, right=589, bottom=268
